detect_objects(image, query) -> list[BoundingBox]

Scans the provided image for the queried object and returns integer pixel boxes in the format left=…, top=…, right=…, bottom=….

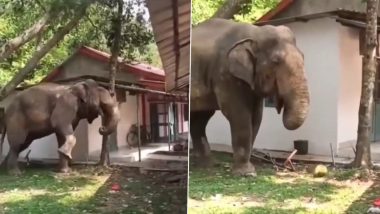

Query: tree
left=353, top=0, right=379, bottom=168
left=0, top=10, right=56, bottom=63
left=98, top=0, right=123, bottom=166
left=0, top=1, right=92, bottom=100
left=0, top=0, right=157, bottom=94
left=191, top=0, right=279, bottom=25
left=212, top=0, right=251, bottom=19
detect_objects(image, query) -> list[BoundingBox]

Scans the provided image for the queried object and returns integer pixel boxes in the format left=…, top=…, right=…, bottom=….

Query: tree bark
left=98, top=0, right=123, bottom=166
left=212, top=0, right=252, bottom=19
left=0, top=11, right=55, bottom=63
left=0, top=5, right=90, bottom=100
left=353, top=0, right=379, bottom=168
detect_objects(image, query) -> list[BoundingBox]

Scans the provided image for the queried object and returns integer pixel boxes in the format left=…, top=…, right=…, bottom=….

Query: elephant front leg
left=57, top=135, right=76, bottom=159
left=190, top=111, right=215, bottom=168
left=223, top=108, right=256, bottom=176
left=56, top=133, right=74, bottom=173
left=55, top=124, right=76, bottom=160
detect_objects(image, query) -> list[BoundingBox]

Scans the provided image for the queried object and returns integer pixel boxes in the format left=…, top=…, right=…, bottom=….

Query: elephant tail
left=0, top=126, right=6, bottom=166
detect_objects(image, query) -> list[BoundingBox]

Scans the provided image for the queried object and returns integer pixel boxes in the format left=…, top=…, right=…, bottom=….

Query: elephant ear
left=227, top=38, right=257, bottom=90
left=69, top=79, right=100, bottom=123
left=82, top=79, right=101, bottom=123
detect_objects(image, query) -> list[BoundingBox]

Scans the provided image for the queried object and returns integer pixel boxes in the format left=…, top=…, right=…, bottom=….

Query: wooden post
left=137, top=94, right=141, bottom=162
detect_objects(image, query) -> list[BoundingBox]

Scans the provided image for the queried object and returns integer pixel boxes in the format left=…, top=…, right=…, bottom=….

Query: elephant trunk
left=99, top=105, right=121, bottom=135
left=281, top=74, right=310, bottom=130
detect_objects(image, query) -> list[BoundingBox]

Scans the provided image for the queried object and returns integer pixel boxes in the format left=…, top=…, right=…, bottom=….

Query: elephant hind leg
left=6, top=137, right=32, bottom=176
left=6, top=131, right=29, bottom=176
left=190, top=110, right=215, bottom=167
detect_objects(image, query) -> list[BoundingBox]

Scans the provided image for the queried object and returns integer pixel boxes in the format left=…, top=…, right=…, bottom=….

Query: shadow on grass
left=89, top=167, right=187, bottom=214
left=241, top=206, right=307, bottom=214
left=344, top=174, right=380, bottom=213
left=189, top=151, right=344, bottom=205
left=0, top=163, right=187, bottom=214
left=0, top=169, right=98, bottom=193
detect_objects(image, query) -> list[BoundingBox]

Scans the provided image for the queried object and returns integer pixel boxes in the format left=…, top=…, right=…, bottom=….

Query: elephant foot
left=57, top=167, right=72, bottom=174
left=57, top=135, right=76, bottom=160
left=232, top=161, right=257, bottom=177
left=8, top=168, right=22, bottom=176
left=57, top=148, right=72, bottom=160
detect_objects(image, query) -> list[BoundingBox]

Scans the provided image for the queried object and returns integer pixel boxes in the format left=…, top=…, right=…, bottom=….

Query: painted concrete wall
left=55, top=54, right=137, bottom=83
left=207, top=17, right=341, bottom=155
left=87, top=93, right=141, bottom=159
left=275, top=0, right=374, bottom=19
left=337, top=25, right=362, bottom=146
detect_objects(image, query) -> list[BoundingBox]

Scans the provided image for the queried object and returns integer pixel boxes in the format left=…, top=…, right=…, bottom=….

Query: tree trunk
left=98, top=0, right=123, bottom=166
left=0, top=5, right=90, bottom=100
left=212, top=0, right=252, bottom=19
left=0, top=11, right=56, bottom=63
left=353, top=0, right=379, bottom=168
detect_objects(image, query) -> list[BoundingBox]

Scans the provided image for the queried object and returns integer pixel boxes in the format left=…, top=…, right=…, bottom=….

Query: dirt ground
left=0, top=163, right=187, bottom=214
left=95, top=166, right=188, bottom=214
left=188, top=151, right=380, bottom=214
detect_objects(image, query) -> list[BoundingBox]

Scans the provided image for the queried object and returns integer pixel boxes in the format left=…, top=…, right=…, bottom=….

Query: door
left=150, top=103, right=159, bottom=142
left=168, top=103, right=179, bottom=141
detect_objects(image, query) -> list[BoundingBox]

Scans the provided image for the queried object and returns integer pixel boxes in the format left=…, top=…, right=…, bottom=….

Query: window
left=265, top=97, right=276, bottom=108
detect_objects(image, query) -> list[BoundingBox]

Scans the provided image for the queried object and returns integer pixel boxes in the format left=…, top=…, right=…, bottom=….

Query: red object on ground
left=111, top=183, right=121, bottom=191
left=373, top=198, right=380, bottom=207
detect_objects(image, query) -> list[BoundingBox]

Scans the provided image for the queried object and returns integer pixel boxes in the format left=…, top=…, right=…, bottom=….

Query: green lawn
left=0, top=164, right=187, bottom=214
left=189, top=152, right=380, bottom=214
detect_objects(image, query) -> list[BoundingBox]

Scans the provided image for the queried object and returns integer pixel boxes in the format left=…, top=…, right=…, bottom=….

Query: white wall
left=87, top=93, right=141, bottom=158
left=178, top=103, right=189, bottom=133
left=207, top=17, right=341, bottom=155
left=337, top=26, right=362, bottom=146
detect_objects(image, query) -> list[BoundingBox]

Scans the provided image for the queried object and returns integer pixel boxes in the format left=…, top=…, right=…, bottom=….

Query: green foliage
left=191, top=0, right=280, bottom=25
left=0, top=0, right=160, bottom=87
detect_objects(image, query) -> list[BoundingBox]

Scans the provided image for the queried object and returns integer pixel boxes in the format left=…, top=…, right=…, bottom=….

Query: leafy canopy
left=191, top=0, right=280, bottom=25
left=0, top=0, right=161, bottom=87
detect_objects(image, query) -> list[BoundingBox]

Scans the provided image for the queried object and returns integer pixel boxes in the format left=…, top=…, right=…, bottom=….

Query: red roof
left=42, top=46, right=165, bottom=90
left=256, top=0, right=294, bottom=22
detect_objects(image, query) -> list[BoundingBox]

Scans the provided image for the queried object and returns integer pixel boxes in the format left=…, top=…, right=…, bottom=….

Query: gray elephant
left=0, top=79, right=120, bottom=175
left=190, top=18, right=310, bottom=176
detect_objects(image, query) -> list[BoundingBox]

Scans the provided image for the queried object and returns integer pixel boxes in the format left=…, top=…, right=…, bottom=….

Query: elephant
left=0, top=79, right=121, bottom=175
left=190, top=18, right=310, bottom=176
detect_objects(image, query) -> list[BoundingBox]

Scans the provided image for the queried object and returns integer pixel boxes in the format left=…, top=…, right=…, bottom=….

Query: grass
left=188, top=152, right=379, bottom=214
left=0, top=163, right=187, bottom=214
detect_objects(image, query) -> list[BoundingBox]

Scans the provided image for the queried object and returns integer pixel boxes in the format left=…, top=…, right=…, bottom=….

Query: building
left=0, top=46, right=188, bottom=162
left=206, top=0, right=380, bottom=156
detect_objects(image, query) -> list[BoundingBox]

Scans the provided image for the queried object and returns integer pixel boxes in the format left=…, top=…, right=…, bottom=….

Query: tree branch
left=212, top=0, right=252, bottom=19
left=0, top=3, right=92, bottom=100
left=0, top=11, right=56, bottom=63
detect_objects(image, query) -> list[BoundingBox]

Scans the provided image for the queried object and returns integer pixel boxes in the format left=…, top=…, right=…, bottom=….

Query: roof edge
left=256, top=0, right=294, bottom=22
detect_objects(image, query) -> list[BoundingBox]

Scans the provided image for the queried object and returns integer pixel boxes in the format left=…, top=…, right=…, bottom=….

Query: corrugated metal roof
left=146, top=0, right=191, bottom=93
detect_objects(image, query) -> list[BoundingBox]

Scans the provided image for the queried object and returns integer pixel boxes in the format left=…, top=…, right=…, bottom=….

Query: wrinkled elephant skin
left=0, top=79, right=120, bottom=175
left=190, top=18, right=310, bottom=176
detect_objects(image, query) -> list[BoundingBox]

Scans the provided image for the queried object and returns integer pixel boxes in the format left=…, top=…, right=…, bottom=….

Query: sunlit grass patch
left=0, top=167, right=109, bottom=214
left=189, top=151, right=376, bottom=214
